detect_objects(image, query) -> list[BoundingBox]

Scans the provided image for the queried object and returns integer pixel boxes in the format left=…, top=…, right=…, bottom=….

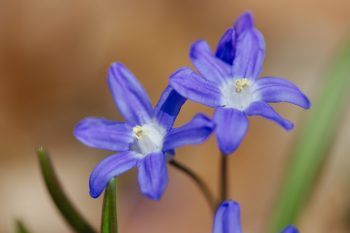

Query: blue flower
left=214, top=200, right=299, bottom=233
left=74, top=62, right=215, bottom=200
left=169, top=12, right=310, bottom=155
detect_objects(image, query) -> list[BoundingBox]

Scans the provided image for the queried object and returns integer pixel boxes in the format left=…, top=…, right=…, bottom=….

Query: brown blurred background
left=0, top=0, right=349, bottom=233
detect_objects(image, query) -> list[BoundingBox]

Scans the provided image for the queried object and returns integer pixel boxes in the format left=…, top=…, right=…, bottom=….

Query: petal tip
left=89, top=176, right=103, bottom=198
left=170, top=67, right=194, bottom=78
left=108, top=62, right=124, bottom=78
left=73, top=124, right=81, bottom=139
left=282, top=120, right=294, bottom=131
left=190, top=39, right=210, bottom=60
left=219, top=143, right=239, bottom=156
left=221, top=200, right=240, bottom=208
left=281, top=225, right=299, bottom=233
left=89, top=186, right=101, bottom=199
left=285, top=123, right=294, bottom=131
left=107, top=62, right=130, bottom=86
left=141, top=190, right=163, bottom=201
left=304, top=97, right=311, bottom=109
left=216, top=129, right=244, bottom=155
left=109, top=61, right=123, bottom=69
left=72, top=119, right=90, bottom=144
left=235, top=11, right=254, bottom=33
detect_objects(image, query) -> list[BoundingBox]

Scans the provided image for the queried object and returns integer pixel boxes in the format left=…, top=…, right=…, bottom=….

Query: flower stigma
left=235, top=78, right=251, bottom=93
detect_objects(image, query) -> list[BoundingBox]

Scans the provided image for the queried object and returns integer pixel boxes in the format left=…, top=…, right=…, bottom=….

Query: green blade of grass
left=37, top=147, right=97, bottom=233
left=15, top=220, right=32, bottom=233
left=101, top=178, right=118, bottom=233
left=268, top=42, right=350, bottom=233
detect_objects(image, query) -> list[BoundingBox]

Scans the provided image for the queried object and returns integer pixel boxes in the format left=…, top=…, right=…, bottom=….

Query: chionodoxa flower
left=74, top=62, right=215, bottom=200
left=214, top=200, right=299, bottom=233
left=170, top=12, right=310, bottom=155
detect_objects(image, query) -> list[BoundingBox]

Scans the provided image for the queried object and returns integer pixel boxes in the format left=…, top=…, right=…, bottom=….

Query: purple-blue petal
left=108, top=62, right=152, bottom=125
left=231, top=28, right=265, bottom=80
left=213, top=200, right=242, bottom=233
left=74, top=117, right=133, bottom=151
left=258, top=76, right=300, bottom=89
left=153, top=84, right=186, bottom=131
left=137, top=151, right=168, bottom=200
left=216, top=28, right=235, bottom=65
left=163, top=113, right=215, bottom=151
left=246, top=101, right=294, bottom=130
left=169, top=67, right=222, bottom=107
left=89, top=151, right=139, bottom=198
left=256, top=78, right=311, bottom=109
left=215, top=12, right=254, bottom=66
left=279, top=225, right=299, bottom=233
left=190, top=40, right=231, bottom=83
left=214, top=107, right=249, bottom=155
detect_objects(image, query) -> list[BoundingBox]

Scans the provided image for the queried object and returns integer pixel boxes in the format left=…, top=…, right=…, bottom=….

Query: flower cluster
left=74, top=11, right=309, bottom=233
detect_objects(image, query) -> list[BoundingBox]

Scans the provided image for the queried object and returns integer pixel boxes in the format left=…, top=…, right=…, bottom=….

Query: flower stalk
left=169, top=159, right=216, bottom=212
left=220, top=155, right=228, bottom=203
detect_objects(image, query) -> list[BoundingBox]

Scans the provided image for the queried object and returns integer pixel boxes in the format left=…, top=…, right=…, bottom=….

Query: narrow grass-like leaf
left=15, top=220, right=31, bottom=233
left=101, top=178, right=118, bottom=233
left=37, top=147, right=97, bottom=233
left=268, top=42, right=350, bottom=233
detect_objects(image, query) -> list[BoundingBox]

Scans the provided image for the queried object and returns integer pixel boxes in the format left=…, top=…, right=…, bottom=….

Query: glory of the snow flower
left=74, top=62, right=215, bottom=200
left=170, top=12, right=310, bottom=155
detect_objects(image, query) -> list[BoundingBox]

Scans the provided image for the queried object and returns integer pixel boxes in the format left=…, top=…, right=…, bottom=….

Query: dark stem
left=169, top=159, right=216, bottom=212
left=220, top=154, right=228, bottom=202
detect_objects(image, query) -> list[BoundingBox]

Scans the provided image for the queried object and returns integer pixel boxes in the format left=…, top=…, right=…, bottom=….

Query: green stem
left=169, top=159, right=216, bottom=212
left=101, top=178, right=118, bottom=233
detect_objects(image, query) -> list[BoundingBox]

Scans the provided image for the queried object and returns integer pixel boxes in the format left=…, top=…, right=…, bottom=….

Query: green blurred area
left=15, top=221, right=31, bottom=233
left=269, top=41, right=350, bottom=233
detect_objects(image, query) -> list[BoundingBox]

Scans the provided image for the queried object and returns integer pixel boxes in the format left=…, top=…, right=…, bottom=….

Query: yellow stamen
left=234, top=78, right=251, bottom=93
left=133, top=126, right=143, bottom=139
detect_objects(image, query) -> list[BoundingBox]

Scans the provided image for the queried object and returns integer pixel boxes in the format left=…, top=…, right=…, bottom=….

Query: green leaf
left=268, top=43, right=350, bottom=232
left=15, top=220, right=31, bottom=233
left=37, top=147, right=97, bottom=233
left=101, top=178, right=118, bottom=233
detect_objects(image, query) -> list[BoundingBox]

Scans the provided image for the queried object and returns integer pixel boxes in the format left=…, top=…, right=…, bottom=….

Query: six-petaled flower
left=170, top=12, right=310, bottom=155
left=214, top=200, right=299, bottom=233
left=74, top=62, right=215, bottom=200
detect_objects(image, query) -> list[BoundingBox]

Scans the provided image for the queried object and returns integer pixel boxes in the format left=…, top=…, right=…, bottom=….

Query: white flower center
left=220, top=78, right=260, bottom=110
left=131, top=121, right=166, bottom=156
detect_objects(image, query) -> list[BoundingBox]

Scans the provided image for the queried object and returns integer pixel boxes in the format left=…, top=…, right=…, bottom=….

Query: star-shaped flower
left=74, top=62, right=215, bottom=200
left=214, top=200, right=299, bottom=233
left=170, top=12, right=310, bottom=155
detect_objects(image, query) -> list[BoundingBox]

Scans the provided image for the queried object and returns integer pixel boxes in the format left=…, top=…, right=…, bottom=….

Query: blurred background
left=0, top=0, right=349, bottom=233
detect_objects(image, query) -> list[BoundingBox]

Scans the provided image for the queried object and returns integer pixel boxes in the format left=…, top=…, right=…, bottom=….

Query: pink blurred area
left=0, top=0, right=349, bottom=233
